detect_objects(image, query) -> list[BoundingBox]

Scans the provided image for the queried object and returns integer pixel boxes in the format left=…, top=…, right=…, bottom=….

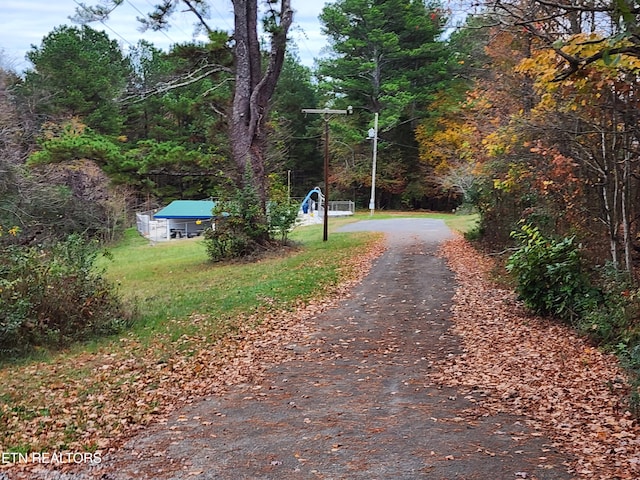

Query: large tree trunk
left=230, top=0, right=293, bottom=212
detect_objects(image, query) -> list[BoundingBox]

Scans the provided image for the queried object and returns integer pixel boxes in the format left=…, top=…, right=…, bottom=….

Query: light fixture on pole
left=367, top=112, right=379, bottom=216
left=301, top=106, right=353, bottom=241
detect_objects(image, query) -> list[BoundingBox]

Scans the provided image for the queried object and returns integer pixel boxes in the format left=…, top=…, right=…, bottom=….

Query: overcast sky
left=0, top=1, right=329, bottom=73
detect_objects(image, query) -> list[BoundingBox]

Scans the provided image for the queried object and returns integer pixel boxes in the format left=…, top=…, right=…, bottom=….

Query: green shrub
left=506, top=223, right=597, bottom=323
left=203, top=176, right=270, bottom=262
left=577, top=264, right=640, bottom=347
left=0, top=234, right=135, bottom=357
left=268, top=201, right=299, bottom=244
left=463, top=222, right=483, bottom=242
left=203, top=216, right=255, bottom=261
left=265, top=173, right=299, bottom=245
left=507, top=224, right=640, bottom=415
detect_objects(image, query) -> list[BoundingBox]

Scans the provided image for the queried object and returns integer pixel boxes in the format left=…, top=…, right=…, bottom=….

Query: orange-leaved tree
left=517, top=32, right=640, bottom=271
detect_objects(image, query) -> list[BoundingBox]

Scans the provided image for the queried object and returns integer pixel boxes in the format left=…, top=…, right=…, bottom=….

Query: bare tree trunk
left=619, top=88, right=636, bottom=278
left=230, top=0, right=293, bottom=212
left=601, top=129, right=618, bottom=267
left=622, top=146, right=633, bottom=276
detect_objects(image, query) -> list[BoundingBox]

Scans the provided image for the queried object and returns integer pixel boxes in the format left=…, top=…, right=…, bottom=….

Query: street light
left=367, top=112, right=379, bottom=216
left=301, top=106, right=353, bottom=241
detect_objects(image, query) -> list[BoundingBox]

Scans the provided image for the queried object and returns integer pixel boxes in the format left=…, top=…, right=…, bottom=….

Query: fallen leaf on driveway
left=438, top=236, right=640, bottom=479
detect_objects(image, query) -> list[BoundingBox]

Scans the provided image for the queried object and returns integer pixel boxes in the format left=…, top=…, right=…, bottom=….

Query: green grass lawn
left=440, top=212, right=479, bottom=234
left=100, top=218, right=376, bottom=336
left=102, top=210, right=476, bottom=324
left=98, top=210, right=477, bottom=342
left=348, top=209, right=479, bottom=233
left=112, top=216, right=387, bottom=344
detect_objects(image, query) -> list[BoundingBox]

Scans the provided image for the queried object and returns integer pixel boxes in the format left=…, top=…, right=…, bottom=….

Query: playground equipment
left=298, top=187, right=324, bottom=225
left=297, top=187, right=354, bottom=226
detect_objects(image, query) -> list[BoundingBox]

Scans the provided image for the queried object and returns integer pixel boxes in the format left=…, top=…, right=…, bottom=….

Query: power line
left=141, top=0, right=193, bottom=39
left=209, top=1, right=233, bottom=31
left=139, top=0, right=232, bottom=42
left=73, top=0, right=135, bottom=47
left=128, top=0, right=176, bottom=44
left=291, top=23, right=320, bottom=66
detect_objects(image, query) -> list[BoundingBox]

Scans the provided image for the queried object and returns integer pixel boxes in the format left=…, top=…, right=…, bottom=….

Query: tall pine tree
left=318, top=0, right=455, bottom=208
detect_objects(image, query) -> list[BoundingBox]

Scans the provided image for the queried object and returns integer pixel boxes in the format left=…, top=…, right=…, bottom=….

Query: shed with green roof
left=154, top=200, right=215, bottom=239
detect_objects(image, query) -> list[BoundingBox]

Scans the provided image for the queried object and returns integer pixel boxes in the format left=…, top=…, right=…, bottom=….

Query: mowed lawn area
left=100, top=211, right=476, bottom=340
left=0, top=212, right=476, bottom=456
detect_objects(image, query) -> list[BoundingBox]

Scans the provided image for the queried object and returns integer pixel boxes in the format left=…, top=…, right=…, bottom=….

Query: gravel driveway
left=23, top=218, right=573, bottom=480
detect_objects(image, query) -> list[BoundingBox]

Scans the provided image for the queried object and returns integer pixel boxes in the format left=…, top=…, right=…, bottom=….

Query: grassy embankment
left=0, top=211, right=476, bottom=455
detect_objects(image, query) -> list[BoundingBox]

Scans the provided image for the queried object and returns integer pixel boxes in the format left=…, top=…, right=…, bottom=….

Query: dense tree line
left=416, top=0, right=640, bottom=370
left=1, top=36, right=312, bottom=243
left=316, top=0, right=457, bottom=209
left=0, top=0, right=465, bottom=250
left=424, top=1, right=640, bottom=272
left=5, top=0, right=640, bottom=274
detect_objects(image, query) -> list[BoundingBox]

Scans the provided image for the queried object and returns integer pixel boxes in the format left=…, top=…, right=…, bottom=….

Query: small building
left=153, top=199, right=216, bottom=240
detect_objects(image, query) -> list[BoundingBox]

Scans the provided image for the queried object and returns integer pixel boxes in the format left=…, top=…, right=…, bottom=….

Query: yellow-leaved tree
left=517, top=32, right=640, bottom=271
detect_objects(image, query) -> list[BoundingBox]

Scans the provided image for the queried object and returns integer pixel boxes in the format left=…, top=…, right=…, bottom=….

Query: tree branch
left=120, top=64, right=232, bottom=104
left=181, top=0, right=214, bottom=34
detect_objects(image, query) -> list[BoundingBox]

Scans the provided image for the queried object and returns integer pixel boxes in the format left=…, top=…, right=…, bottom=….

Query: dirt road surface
left=25, top=218, right=574, bottom=480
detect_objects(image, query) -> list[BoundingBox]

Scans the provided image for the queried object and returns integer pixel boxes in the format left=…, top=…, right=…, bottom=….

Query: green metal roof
left=154, top=200, right=216, bottom=219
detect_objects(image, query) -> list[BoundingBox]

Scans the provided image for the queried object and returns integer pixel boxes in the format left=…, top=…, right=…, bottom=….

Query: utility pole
left=301, top=106, right=353, bottom=241
left=367, top=112, right=379, bottom=216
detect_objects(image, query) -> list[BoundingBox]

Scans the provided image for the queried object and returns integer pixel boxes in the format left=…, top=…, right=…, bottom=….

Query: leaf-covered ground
left=15, top=219, right=572, bottom=479
left=3, top=231, right=640, bottom=479
left=437, top=236, right=639, bottom=479
left=0, top=236, right=386, bottom=479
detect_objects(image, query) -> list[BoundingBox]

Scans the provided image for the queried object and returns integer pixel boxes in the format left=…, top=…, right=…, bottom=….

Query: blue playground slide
left=300, top=187, right=322, bottom=213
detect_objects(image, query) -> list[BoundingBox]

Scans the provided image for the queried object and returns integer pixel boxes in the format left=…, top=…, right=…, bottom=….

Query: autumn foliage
left=417, top=4, right=640, bottom=416
left=440, top=236, right=640, bottom=479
